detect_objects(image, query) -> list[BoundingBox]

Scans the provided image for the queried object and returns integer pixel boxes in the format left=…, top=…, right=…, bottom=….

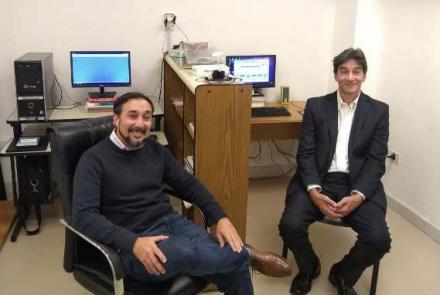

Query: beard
left=117, top=126, right=149, bottom=149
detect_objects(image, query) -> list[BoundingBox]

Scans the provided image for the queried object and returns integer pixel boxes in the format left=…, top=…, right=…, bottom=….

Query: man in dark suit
left=279, top=48, right=391, bottom=295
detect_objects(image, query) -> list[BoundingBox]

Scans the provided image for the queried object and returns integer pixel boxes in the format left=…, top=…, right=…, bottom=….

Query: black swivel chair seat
left=48, top=116, right=208, bottom=295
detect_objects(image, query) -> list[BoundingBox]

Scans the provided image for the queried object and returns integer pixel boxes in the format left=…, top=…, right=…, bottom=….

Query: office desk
left=6, top=101, right=164, bottom=138
left=251, top=101, right=305, bottom=141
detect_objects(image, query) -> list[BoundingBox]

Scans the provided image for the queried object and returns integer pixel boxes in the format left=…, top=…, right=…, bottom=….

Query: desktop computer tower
left=14, top=52, right=54, bottom=121
left=17, top=155, right=52, bottom=204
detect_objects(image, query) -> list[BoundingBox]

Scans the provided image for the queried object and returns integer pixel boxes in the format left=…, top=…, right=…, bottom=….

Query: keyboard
left=251, top=106, right=291, bottom=118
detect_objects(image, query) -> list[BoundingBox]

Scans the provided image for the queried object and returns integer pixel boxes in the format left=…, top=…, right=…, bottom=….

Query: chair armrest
left=60, top=219, right=125, bottom=295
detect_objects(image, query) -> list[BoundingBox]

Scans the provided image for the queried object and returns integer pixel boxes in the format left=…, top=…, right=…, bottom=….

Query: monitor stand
left=88, top=86, right=116, bottom=98
left=252, top=88, right=264, bottom=97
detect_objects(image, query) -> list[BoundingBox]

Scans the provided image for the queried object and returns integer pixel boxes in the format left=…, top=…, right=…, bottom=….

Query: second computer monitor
left=225, top=55, right=276, bottom=96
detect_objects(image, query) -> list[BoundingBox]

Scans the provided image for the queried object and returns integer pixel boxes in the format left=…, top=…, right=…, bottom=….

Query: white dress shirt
left=328, top=91, right=358, bottom=173
left=307, top=91, right=365, bottom=200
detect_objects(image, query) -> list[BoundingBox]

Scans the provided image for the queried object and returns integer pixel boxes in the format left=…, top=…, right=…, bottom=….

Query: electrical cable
left=269, top=141, right=287, bottom=175
left=53, top=103, right=82, bottom=110
left=149, top=31, right=168, bottom=102
left=161, top=29, right=168, bottom=55
left=49, top=74, right=82, bottom=110
left=152, top=22, right=188, bottom=103
left=157, top=55, right=165, bottom=103
left=248, top=140, right=297, bottom=180
left=175, top=24, right=189, bottom=43
left=249, top=141, right=262, bottom=160
left=271, top=140, right=297, bottom=161
left=269, top=141, right=297, bottom=176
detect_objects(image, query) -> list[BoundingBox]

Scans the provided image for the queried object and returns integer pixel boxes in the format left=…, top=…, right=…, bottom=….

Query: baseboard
left=387, top=194, right=440, bottom=244
left=2, top=182, right=13, bottom=201
left=249, top=164, right=295, bottom=179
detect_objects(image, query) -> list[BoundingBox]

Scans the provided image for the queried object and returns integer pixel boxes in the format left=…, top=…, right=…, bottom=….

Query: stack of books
left=85, top=96, right=116, bottom=112
left=251, top=96, right=265, bottom=108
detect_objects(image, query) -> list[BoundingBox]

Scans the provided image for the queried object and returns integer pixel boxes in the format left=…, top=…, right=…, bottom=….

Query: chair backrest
left=48, top=115, right=114, bottom=271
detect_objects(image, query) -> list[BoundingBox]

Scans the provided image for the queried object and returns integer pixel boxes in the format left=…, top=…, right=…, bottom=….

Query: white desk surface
left=0, top=138, right=51, bottom=155
left=164, top=55, right=243, bottom=95
left=7, top=99, right=163, bottom=122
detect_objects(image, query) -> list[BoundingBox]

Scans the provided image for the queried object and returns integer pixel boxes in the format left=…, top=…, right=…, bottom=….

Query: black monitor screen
left=225, top=55, right=276, bottom=89
left=70, top=51, right=131, bottom=87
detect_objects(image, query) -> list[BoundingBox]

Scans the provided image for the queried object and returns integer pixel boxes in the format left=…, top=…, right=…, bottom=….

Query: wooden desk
left=251, top=101, right=305, bottom=141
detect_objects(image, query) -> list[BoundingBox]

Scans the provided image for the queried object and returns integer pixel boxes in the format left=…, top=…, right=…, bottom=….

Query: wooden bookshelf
left=163, top=55, right=252, bottom=239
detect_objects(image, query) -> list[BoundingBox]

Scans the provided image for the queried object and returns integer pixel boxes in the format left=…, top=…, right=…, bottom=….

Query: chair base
left=73, top=268, right=208, bottom=295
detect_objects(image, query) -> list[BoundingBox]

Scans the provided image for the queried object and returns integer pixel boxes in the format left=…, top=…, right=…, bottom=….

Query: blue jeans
left=120, top=211, right=253, bottom=295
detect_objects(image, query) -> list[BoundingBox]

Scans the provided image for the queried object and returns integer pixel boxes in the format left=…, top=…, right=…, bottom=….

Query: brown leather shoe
left=246, top=244, right=292, bottom=277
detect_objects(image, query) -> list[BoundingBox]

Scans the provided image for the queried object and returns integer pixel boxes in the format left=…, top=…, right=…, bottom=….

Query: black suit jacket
left=289, top=91, right=389, bottom=209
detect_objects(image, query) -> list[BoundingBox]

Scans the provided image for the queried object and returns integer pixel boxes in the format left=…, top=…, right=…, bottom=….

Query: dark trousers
left=279, top=173, right=391, bottom=286
left=120, top=212, right=253, bottom=295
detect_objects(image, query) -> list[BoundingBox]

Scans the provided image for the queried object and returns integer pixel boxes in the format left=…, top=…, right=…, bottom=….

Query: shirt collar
left=110, top=129, right=129, bottom=150
left=337, top=90, right=360, bottom=110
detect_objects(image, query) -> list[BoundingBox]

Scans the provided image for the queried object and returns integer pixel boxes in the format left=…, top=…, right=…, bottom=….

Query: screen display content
left=225, top=55, right=276, bottom=95
left=70, top=51, right=131, bottom=98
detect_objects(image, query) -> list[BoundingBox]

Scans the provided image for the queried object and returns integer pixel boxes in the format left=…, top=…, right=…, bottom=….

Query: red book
left=87, top=97, right=117, bottom=103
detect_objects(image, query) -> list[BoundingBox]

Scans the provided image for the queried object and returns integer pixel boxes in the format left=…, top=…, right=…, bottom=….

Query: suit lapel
left=326, top=92, right=338, bottom=156
left=348, top=92, right=369, bottom=154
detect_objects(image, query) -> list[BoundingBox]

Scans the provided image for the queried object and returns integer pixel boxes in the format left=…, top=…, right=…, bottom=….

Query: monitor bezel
left=70, top=50, right=132, bottom=88
left=225, top=54, right=276, bottom=88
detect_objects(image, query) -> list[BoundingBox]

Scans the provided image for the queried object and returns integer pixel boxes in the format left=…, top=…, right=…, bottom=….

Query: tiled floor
left=0, top=176, right=439, bottom=294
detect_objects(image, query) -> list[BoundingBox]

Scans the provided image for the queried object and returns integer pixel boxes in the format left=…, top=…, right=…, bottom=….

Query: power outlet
left=163, top=13, right=176, bottom=30
left=388, top=149, right=400, bottom=165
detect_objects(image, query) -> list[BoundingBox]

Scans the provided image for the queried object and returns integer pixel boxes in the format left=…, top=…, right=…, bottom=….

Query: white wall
left=354, top=0, right=440, bottom=240
left=0, top=0, right=337, bottom=142
left=0, top=0, right=338, bottom=190
left=327, top=0, right=358, bottom=91
left=377, top=0, right=440, bottom=238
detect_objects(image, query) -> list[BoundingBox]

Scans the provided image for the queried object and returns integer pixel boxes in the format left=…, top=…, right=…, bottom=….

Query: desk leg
left=10, top=212, right=22, bottom=242
left=0, top=163, right=6, bottom=201
left=154, top=116, right=162, bottom=131
left=9, top=156, right=23, bottom=241
left=10, top=157, right=18, bottom=206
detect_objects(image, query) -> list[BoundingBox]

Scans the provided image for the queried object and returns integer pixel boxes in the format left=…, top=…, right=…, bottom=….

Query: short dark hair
left=333, top=48, right=367, bottom=74
left=113, top=92, right=154, bottom=115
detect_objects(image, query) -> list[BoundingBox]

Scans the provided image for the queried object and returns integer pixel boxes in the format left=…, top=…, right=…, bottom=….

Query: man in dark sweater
left=73, top=92, right=291, bottom=295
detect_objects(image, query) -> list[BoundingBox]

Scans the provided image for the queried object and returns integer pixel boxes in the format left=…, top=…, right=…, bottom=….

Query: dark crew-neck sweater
left=72, top=137, right=226, bottom=252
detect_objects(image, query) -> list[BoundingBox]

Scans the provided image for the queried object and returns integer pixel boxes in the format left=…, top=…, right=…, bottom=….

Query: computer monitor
left=225, top=55, right=276, bottom=96
left=70, top=51, right=131, bottom=98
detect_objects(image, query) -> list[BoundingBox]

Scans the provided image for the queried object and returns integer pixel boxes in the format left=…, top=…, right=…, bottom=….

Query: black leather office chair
left=48, top=116, right=208, bottom=295
left=281, top=217, right=380, bottom=295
